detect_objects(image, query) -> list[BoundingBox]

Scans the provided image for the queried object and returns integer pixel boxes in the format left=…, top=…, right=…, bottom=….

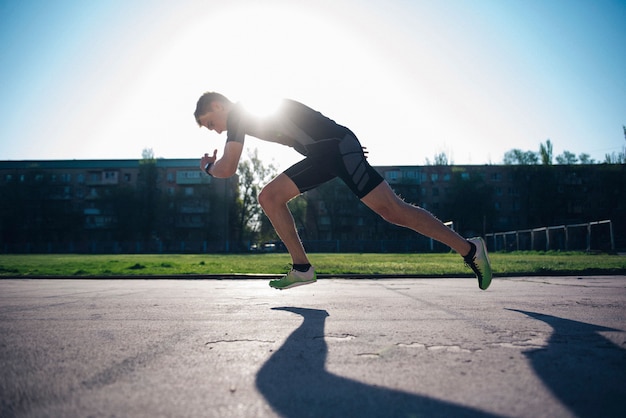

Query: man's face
left=198, top=102, right=229, bottom=134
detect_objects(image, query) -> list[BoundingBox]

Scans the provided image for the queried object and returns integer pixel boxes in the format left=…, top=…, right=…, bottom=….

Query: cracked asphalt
left=1, top=276, right=625, bottom=418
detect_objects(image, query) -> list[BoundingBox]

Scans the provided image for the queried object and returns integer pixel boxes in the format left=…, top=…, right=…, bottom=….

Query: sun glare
left=90, top=1, right=424, bottom=165
left=241, top=97, right=283, bottom=118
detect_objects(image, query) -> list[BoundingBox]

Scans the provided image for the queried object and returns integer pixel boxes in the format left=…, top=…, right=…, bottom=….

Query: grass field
left=1, top=252, right=625, bottom=277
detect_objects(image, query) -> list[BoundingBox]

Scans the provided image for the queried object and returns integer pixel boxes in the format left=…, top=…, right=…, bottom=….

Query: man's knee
left=258, top=183, right=290, bottom=210
left=259, top=174, right=300, bottom=210
left=257, top=186, right=274, bottom=210
left=365, top=194, right=412, bottom=225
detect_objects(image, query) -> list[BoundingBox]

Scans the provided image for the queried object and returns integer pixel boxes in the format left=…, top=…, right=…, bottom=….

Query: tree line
left=427, top=126, right=626, bottom=166
left=503, top=127, right=626, bottom=165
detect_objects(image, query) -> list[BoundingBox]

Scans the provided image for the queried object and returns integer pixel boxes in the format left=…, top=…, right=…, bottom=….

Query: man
left=195, top=92, right=492, bottom=290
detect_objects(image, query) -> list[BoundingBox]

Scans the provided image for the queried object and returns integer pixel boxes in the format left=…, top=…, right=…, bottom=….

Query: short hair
left=194, top=92, right=232, bottom=125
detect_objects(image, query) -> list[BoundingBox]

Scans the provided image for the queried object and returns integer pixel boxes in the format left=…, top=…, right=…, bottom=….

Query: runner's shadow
left=507, top=309, right=626, bottom=417
left=256, top=307, right=501, bottom=418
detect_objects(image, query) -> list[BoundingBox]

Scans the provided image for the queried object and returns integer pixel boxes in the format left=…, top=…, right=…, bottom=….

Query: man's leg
left=360, top=181, right=472, bottom=256
left=361, top=181, right=492, bottom=289
left=257, top=173, right=310, bottom=265
left=258, top=173, right=317, bottom=290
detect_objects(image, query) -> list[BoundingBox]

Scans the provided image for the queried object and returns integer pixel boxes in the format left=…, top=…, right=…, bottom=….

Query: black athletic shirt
left=225, top=99, right=352, bottom=156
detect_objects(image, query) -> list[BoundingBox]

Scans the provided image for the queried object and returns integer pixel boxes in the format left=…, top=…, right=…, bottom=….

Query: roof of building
left=0, top=159, right=200, bottom=170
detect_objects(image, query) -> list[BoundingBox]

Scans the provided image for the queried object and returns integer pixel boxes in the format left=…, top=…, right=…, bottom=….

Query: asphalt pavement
left=1, top=276, right=625, bottom=418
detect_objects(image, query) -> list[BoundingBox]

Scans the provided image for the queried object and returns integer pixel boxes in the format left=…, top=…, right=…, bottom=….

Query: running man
left=195, top=92, right=492, bottom=290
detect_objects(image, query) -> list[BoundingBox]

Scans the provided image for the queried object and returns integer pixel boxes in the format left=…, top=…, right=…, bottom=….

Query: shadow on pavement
left=508, top=309, right=626, bottom=418
left=256, top=307, right=501, bottom=418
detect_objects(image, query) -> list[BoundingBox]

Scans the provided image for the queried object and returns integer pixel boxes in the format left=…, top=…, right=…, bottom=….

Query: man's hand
left=200, top=149, right=218, bottom=173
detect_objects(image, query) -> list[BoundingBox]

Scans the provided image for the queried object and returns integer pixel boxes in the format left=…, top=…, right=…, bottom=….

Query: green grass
left=0, top=252, right=624, bottom=277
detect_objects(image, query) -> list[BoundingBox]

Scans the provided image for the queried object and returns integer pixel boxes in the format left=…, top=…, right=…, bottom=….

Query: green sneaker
left=269, top=267, right=317, bottom=290
left=464, top=237, right=493, bottom=290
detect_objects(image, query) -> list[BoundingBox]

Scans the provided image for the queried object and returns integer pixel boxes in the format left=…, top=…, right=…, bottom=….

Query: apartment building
left=301, top=164, right=624, bottom=251
left=0, top=159, right=237, bottom=252
left=1, top=159, right=623, bottom=253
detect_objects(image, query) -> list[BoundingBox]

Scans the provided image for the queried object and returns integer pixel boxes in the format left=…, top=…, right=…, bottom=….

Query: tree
left=578, top=153, right=594, bottom=164
left=604, top=152, right=626, bottom=164
left=556, top=151, right=578, bottom=165
left=426, top=151, right=454, bottom=165
left=434, top=152, right=450, bottom=165
left=503, top=149, right=539, bottom=165
left=425, top=151, right=451, bottom=166
left=136, top=148, right=161, bottom=241
left=236, top=149, right=277, bottom=243
left=539, top=139, right=553, bottom=165
left=603, top=126, right=626, bottom=164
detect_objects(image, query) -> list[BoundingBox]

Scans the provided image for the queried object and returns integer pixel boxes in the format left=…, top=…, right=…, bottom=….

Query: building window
left=180, top=171, right=201, bottom=179
left=385, top=171, right=399, bottom=182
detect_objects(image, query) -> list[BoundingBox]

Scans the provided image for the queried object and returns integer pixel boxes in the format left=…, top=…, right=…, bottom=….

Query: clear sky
left=1, top=0, right=624, bottom=169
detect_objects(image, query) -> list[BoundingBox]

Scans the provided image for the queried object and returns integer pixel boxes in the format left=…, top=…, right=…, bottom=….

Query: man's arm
left=200, top=141, right=244, bottom=178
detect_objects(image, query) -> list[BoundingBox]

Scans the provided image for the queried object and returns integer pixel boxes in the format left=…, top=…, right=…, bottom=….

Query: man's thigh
left=282, top=157, right=337, bottom=194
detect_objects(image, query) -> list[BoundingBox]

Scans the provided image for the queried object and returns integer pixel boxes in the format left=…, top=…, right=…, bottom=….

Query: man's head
left=194, top=92, right=233, bottom=134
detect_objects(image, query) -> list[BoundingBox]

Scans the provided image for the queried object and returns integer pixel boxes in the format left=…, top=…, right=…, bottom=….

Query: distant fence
left=3, top=220, right=615, bottom=254
left=485, top=220, right=614, bottom=252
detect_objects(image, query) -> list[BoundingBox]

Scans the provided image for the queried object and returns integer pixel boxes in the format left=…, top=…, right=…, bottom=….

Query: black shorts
left=283, top=133, right=384, bottom=199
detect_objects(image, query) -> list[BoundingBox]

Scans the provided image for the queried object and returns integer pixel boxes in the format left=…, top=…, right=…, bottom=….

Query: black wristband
left=204, top=162, right=214, bottom=176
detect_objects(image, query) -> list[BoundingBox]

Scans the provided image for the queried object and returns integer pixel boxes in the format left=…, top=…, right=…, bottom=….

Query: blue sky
left=1, top=0, right=624, bottom=168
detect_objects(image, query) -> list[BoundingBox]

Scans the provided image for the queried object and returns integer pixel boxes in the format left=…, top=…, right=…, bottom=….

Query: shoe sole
left=270, top=279, right=317, bottom=290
